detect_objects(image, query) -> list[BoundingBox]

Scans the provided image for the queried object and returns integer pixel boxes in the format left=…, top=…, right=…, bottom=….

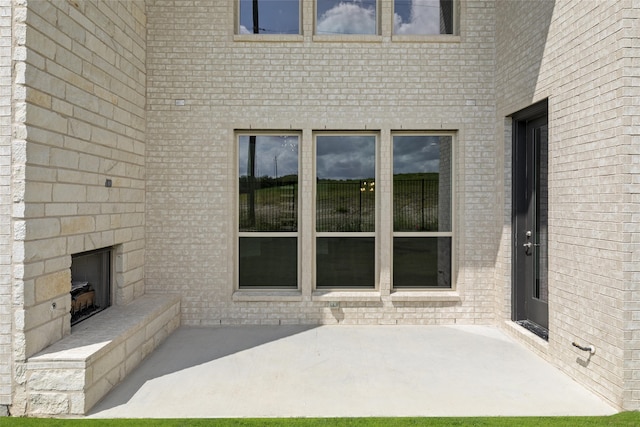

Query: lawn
left=1, top=414, right=639, bottom=427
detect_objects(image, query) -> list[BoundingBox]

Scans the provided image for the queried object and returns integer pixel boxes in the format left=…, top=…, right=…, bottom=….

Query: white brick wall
left=145, top=0, right=498, bottom=326
left=619, top=1, right=640, bottom=410
left=495, top=0, right=639, bottom=410
left=0, top=0, right=11, bottom=408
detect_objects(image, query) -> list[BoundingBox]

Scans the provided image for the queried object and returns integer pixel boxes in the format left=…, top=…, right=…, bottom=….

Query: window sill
left=312, top=290, right=380, bottom=302
left=391, top=34, right=461, bottom=43
left=390, top=290, right=460, bottom=302
left=234, top=34, right=304, bottom=43
left=233, top=290, right=303, bottom=302
left=313, top=34, right=382, bottom=43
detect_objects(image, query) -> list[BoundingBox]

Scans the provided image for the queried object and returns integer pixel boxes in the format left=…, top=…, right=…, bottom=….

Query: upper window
left=316, top=0, right=378, bottom=35
left=238, top=0, right=300, bottom=35
left=393, top=0, right=454, bottom=35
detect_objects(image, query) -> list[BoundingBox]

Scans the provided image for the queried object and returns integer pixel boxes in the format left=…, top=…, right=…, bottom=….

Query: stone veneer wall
left=0, top=0, right=11, bottom=412
left=145, top=1, right=498, bottom=325
left=9, top=0, right=146, bottom=415
left=495, top=0, right=639, bottom=410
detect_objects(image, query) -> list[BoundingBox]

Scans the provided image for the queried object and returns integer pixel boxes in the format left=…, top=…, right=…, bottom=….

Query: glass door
left=513, top=102, right=549, bottom=337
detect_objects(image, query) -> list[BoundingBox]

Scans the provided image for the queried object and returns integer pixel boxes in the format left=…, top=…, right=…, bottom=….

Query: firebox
left=70, top=247, right=112, bottom=326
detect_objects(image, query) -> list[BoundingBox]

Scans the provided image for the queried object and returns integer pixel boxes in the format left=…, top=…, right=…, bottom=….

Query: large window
left=316, top=0, right=378, bottom=35
left=393, top=134, right=452, bottom=288
left=316, top=134, right=376, bottom=288
left=238, top=134, right=299, bottom=288
left=393, top=0, right=454, bottom=35
left=238, top=0, right=300, bottom=34
left=236, top=131, right=454, bottom=292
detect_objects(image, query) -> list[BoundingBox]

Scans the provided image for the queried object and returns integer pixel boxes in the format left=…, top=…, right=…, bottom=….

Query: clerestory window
left=238, top=0, right=301, bottom=35
left=316, top=0, right=378, bottom=35
left=393, top=0, right=455, bottom=35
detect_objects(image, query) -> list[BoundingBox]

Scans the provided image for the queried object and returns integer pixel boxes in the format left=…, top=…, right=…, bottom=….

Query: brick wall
left=619, top=1, right=640, bottom=411
left=0, top=0, right=11, bottom=409
left=495, top=0, right=638, bottom=410
left=8, top=1, right=147, bottom=414
left=145, top=1, right=498, bottom=325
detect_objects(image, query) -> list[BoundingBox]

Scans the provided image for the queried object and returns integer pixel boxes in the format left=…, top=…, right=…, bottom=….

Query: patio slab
left=88, top=325, right=617, bottom=418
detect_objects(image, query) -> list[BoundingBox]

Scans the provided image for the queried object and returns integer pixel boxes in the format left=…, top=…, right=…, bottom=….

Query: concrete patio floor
left=88, top=325, right=617, bottom=418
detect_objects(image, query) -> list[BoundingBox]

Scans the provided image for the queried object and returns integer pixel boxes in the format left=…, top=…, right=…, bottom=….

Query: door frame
left=511, top=99, right=549, bottom=337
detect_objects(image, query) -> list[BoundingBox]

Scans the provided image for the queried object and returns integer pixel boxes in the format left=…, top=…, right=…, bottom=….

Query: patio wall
left=144, top=0, right=498, bottom=325
left=495, top=0, right=639, bottom=410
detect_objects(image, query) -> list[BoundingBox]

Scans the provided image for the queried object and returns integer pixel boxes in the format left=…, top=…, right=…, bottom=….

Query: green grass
left=1, top=414, right=639, bottom=427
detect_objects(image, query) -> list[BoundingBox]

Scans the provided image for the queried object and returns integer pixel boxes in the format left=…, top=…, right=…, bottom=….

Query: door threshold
left=515, top=320, right=548, bottom=341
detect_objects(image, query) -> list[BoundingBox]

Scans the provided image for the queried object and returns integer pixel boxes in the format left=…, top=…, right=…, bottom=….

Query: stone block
left=23, top=237, right=66, bottom=263
left=61, top=216, right=96, bottom=235
left=34, top=270, right=70, bottom=303
left=24, top=295, right=68, bottom=330
left=28, top=391, right=69, bottom=416
left=52, top=183, right=87, bottom=203
left=91, top=343, right=125, bottom=382
left=28, top=368, right=85, bottom=392
left=68, top=392, right=86, bottom=415
left=25, top=217, right=60, bottom=240
left=25, top=319, right=64, bottom=359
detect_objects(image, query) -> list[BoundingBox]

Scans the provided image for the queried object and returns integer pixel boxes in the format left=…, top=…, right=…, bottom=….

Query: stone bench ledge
left=26, top=293, right=181, bottom=415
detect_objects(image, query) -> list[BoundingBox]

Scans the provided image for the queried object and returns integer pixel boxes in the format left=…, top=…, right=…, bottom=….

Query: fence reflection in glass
left=238, top=134, right=299, bottom=288
left=393, top=135, right=452, bottom=288
left=238, top=135, right=299, bottom=232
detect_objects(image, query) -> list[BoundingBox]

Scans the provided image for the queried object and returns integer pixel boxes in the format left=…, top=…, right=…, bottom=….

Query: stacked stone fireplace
left=70, top=247, right=112, bottom=325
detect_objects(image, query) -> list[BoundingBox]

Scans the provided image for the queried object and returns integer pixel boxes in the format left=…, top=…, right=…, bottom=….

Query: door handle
left=523, top=242, right=532, bottom=249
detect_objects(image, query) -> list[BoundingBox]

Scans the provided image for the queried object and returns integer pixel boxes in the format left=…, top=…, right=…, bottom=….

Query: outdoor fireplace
left=70, top=247, right=112, bottom=326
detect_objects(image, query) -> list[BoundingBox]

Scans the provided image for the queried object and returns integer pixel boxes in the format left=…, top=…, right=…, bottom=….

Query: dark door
left=513, top=102, right=549, bottom=337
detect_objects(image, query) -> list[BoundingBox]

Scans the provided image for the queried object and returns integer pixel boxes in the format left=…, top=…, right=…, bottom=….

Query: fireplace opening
left=70, top=247, right=112, bottom=326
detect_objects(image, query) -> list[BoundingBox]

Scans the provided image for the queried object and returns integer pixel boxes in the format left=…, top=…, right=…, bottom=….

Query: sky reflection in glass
left=239, top=135, right=298, bottom=179
left=316, top=135, right=375, bottom=181
left=316, top=0, right=377, bottom=35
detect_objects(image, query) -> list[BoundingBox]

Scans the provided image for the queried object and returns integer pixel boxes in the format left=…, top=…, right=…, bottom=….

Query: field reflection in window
left=238, top=134, right=299, bottom=288
left=393, top=135, right=452, bottom=288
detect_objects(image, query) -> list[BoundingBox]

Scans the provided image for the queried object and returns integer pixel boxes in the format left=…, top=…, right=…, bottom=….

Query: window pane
left=239, top=237, right=297, bottom=288
left=393, top=0, right=454, bottom=35
left=239, top=135, right=298, bottom=232
left=239, top=0, right=300, bottom=34
left=316, top=135, right=375, bottom=232
left=317, top=237, right=375, bottom=288
left=393, top=135, right=451, bottom=232
left=316, top=0, right=377, bottom=35
left=393, top=237, right=451, bottom=288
